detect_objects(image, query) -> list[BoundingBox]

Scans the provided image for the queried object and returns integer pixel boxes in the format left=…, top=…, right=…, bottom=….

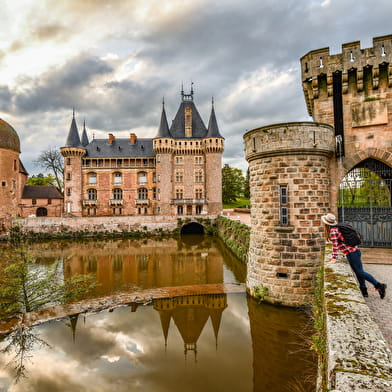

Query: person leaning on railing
left=322, top=213, right=387, bottom=299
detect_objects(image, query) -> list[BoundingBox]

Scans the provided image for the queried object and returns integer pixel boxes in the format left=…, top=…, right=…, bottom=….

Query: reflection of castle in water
left=32, top=237, right=225, bottom=296
left=65, top=293, right=227, bottom=360
left=153, top=294, right=227, bottom=359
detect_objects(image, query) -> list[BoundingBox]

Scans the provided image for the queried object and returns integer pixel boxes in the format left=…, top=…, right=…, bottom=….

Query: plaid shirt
left=330, top=226, right=358, bottom=259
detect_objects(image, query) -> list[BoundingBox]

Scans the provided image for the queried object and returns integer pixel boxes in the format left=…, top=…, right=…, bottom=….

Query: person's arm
left=329, top=227, right=339, bottom=262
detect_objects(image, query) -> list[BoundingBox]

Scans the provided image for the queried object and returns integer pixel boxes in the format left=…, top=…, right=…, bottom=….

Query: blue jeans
left=346, top=249, right=379, bottom=290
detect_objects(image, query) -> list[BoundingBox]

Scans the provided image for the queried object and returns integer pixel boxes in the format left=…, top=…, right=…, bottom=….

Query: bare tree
left=34, top=148, right=64, bottom=192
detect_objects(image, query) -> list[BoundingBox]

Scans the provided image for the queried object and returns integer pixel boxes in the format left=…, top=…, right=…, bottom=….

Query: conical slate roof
left=206, top=102, right=223, bottom=138
left=169, top=99, right=208, bottom=139
left=81, top=121, right=89, bottom=146
left=156, top=102, right=171, bottom=138
left=64, top=113, right=82, bottom=148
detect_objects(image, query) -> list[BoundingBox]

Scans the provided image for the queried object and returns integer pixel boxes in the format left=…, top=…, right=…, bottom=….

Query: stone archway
left=180, top=221, right=204, bottom=235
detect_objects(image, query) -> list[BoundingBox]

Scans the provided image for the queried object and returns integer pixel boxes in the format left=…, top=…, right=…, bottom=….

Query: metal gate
left=338, top=158, right=392, bottom=248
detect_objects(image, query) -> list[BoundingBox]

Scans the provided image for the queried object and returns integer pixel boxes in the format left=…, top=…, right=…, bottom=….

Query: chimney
left=108, top=133, right=115, bottom=144
left=130, top=133, right=137, bottom=144
left=185, top=106, right=192, bottom=137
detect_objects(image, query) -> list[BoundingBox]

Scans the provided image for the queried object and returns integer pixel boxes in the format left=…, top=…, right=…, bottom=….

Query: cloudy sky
left=1, top=0, right=391, bottom=174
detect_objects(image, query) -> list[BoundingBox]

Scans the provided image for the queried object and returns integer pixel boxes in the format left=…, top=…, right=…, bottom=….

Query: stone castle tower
left=301, top=34, right=392, bottom=207
left=153, top=90, right=224, bottom=216
left=244, top=34, right=392, bottom=306
left=0, top=119, right=28, bottom=228
left=60, top=112, right=88, bottom=216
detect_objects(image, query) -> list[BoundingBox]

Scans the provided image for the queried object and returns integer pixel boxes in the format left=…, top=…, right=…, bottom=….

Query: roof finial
left=83, top=119, right=86, bottom=129
left=191, top=81, right=194, bottom=96
left=162, top=96, right=165, bottom=107
left=72, top=107, right=75, bottom=119
left=181, top=82, right=184, bottom=97
left=212, top=96, right=214, bottom=107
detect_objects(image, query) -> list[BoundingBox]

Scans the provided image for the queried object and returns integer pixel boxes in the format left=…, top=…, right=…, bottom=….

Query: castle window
left=176, top=156, right=183, bottom=165
left=48, top=199, right=52, bottom=205
left=157, top=155, right=160, bottom=162
left=66, top=188, right=71, bottom=196
left=175, top=188, right=183, bottom=199
left=195, top=156, right=203, bottom=165
left=112, top=188, right=123, bottom=200
left=177, top=206, right=183, bottom=215
left=87, top=189, right=97, bottom=200
left=153, top=172, right=156, bottom=183
left=117, top=159, right=122, bottom=167
left=138, top=172, right=147, bottom=185
left=66, top=172, right=71, bottom=181
left=1, top=181, right=6, bottom=187
left=14, top=160, right=17, bottom=171
left=138, top=188, right=148, bottom=200
left=280, top=186, right=288, bottom=226
left=143, top=159, right=148, bottom=166
left=88, top=172, right=97, bottom=185
left=196, top=205, right=202, bottom=215
left=153, top=187, right=157, bottom=200
left=195, top=189, right=203, bottom=199
left=175, top=171, right=183, bottom=182
left=66, top=158, right=71, bottom=165
left=32, top=199, right=37, bottom=205
left=113, top=172, right=122, bottom=185
left=195, top=171, right=203, bottom=183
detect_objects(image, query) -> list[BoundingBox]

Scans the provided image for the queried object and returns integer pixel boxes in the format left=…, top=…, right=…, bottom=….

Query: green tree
left=222, top=164, right=245, bottom=204
left=34, top=148, right=64, bottom=191
left=27, top=173, right=56, bottom=186
left=244, top=167, right=250, bottom=199
left=0, top=226, right=96, bottom=320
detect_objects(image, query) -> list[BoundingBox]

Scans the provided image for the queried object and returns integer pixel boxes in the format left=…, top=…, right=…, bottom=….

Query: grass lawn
left=223, top=197, right=250, bottom=209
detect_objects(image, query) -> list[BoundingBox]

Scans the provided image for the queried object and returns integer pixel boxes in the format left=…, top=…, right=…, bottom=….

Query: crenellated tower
left=301, top=34, right=392, bottom=208
left=153, top=100, right=174, bottom=215
left=204, top=99, right=224, bottom=215
left=153, top=90, right=224, bottom=216
left=60, top=111, right=86, bottom=216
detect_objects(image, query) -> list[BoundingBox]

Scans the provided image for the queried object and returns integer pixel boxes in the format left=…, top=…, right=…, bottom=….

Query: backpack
left=335, top=223, right=362, bottom=246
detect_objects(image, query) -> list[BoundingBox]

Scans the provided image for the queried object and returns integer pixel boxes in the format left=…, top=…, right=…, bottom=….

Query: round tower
left=244, top=122, right=334, bottom=306
left=204, top=100, right=224, bottom=215
left=0, top=119, right=22, bottom=228
left=60, top=113, right=86, bottom=216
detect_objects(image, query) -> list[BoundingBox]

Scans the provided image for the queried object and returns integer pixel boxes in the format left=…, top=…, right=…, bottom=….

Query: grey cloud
left=32, top=24, right=69, bottom=41
left=13, top=54, right=113, bottom=113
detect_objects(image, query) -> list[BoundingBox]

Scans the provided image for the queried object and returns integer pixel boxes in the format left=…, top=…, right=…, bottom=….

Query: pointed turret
left=64, top=111, right=82, bottom=147
left=156, top=99, right=171, bottom=138
left=206, top=98, right=223, bottom=138
left=81, top=120, right=89, bottom=146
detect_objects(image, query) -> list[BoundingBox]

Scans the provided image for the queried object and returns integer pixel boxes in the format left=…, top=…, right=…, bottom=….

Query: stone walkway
left=361, top=248, right=392, bottom=351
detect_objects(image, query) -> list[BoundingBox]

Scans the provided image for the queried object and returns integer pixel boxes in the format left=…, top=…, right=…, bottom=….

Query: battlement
left=301, top=34, right=392, bottom=117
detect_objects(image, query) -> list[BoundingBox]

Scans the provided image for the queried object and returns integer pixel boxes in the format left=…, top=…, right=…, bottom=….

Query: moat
left=0, top=235, right=316, bottom=391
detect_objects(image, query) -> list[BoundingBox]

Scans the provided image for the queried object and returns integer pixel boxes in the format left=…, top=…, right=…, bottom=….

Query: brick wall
left=244, top=122, right=335, bottom=306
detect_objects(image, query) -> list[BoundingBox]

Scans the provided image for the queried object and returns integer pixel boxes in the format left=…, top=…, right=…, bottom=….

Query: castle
left=0, top=119, right=62, bottom=230
left=61, top=89, right=224, bottom=217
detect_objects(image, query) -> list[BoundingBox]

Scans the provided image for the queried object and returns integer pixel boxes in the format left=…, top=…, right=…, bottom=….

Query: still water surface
left=0, top=235, right=316, bottom=391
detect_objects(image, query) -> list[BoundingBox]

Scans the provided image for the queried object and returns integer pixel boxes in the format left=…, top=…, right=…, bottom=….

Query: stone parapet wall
left=244, top=122, right=335, bottom=306
left=14, top=215, right=218, bottom=234
left=323, top=256, right=392, bottom=391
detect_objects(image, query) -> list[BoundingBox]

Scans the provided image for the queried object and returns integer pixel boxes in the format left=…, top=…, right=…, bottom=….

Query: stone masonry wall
left=244, top=122, right=335, bottom=306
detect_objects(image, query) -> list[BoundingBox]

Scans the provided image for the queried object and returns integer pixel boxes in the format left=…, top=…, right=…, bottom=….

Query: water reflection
left=26, top=235, right=245, bottom=297
left=0, top=293, right=315, bottom=392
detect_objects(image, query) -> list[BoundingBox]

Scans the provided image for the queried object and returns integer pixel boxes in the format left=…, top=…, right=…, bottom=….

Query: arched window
left=87, top=189, right=97, bottom=200
left=88, top=172, right=97, bottom=185
left=112, top=188, right=123, bottom=200
left=138, top=172, right=147, bottom=185
left=113, top=172, right=122, bottom=185
left=138, top=188, right=148, bottom=200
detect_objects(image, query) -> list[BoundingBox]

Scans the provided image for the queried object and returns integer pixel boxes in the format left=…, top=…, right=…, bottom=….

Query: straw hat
left=321, top=213, right=337, bottom=226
